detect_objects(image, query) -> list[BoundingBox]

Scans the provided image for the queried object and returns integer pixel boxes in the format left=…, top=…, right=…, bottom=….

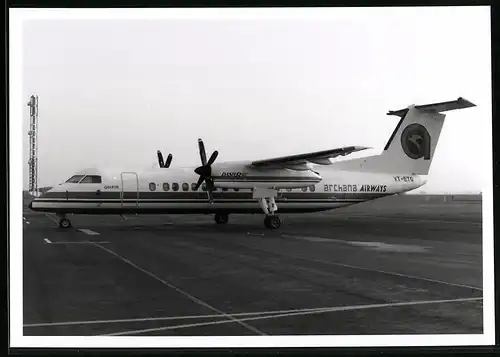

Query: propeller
left=193, top=138, right=218, bottom=203
left=157, top=150, right=173, bottom=168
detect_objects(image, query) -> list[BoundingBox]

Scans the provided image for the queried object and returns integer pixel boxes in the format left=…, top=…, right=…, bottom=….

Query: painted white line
left=279, top=236, right=480, bottom=290
left=26, top=221, right=30, bottom=225
left=44, top=213, right=59, bottom=225
left=89, top=242, right=265, bottom=336
left=347, top=241, right=429, bottom=253
left=103, top=297, right=483, bottom=336
left=335, top=214, right=482, bottom=226
left=21, top=304, right=415, bottom=328
left=309, top=256, right=483, bottom=291
left=283, top=235, right=429, bottom=253
left=50, top=241, right=109, bottom=245
left=282, top=234, right=343, bottom=244
left=79, top=229, right=100, bottom=236
left=23, top=216, right=26, bottom=221
left=43, top=238, right=51, bottom=244
left=247, top=232, right=264, bottom=236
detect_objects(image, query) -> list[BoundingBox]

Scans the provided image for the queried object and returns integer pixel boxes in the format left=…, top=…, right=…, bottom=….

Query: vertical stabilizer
left=332, top=97, right=476, bottom=174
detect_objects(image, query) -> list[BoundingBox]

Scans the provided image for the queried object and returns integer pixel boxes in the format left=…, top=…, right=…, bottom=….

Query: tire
left=59, top=218, right=71, bottom=229
left=264, top=215, right=281, bottom=229
left=215, top=213, right=229, bottom=224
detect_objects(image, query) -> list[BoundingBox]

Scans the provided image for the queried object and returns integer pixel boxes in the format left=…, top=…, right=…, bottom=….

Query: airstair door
left=120, top=172, right=139, bottom=209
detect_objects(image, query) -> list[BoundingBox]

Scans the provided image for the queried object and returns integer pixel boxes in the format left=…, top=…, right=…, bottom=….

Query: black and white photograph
left=10, top=6, right=494, bottom=348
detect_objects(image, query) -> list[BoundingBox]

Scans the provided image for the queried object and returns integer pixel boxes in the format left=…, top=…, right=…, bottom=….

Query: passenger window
left=172, top=183, right=179, bottom=191
left=163, top=183, right=170, bottom=191
left=191, top=183, right=198, bottom=191
left=222, top=187, right=228, bottom=192
left=182, top=183, right=189, bottom=191
left=234, top=188, right=239, bottom=192
left=149, top=182, right=156, bottom=191
left=310, top=185, right=316, bottom=192
left=80, top=175, right=102, bottom=184
left=301, top=187, right=307, bottom=192
left=65, top=175, right=85, bottom=183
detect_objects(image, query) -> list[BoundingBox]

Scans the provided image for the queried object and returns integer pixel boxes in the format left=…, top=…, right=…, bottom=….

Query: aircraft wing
left=249, top=146, right=370, bottom=168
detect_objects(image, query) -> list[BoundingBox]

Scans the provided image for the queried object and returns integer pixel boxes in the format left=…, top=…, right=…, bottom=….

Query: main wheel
left=264, top=215, right=281, bottom=229
left=58, top=218, right=72, bottom=229
left=214, top=212, right=229, bottom=225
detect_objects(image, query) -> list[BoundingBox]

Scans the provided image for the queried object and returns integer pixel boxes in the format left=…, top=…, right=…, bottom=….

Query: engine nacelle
left=211, top=163, right=322, bottom=190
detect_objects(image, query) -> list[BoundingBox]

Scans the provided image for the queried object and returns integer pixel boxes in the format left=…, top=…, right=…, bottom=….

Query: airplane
left=29, top=97, right=476, bottom=229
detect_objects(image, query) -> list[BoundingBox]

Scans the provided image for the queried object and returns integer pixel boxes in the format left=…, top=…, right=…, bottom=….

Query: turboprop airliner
left=29, top=97, right=476, bottom=229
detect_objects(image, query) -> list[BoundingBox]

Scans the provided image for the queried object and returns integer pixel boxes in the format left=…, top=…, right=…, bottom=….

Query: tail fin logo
left=401, top=124, right=431, bottom=160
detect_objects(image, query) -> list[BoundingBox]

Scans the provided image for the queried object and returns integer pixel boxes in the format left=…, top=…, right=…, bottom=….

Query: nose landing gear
left=214, top=212, right=229, bottom=225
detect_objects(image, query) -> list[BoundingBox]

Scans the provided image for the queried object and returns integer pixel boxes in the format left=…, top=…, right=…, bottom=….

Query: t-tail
left=332, top=97, right=476, bottom=174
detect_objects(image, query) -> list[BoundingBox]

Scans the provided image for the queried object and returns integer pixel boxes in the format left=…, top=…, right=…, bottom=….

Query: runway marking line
left=282, top=234, right=343, bottom=244
left=43, top=238, right=51, bottom=244
left=23, top=296, right=483, bottom=328
left=79, top=229, right=100, bottom=236
left=279, top=235, right=481, bottom=291
left=334, top=214, right=482, bottom=226
left=50, top=241, right=109, bottom=245
left=307, top=256, right=483, bottom=291
left=101, top=296, right=483, bottom=336
left=44, top=214, right=60, bottom=225
left=88, top=242, right=266, bottom=336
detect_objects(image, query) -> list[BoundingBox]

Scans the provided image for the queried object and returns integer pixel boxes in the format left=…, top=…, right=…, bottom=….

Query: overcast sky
left=21, top=7, right=491, bottom=193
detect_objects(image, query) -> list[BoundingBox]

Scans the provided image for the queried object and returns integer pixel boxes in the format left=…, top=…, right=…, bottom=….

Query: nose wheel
left=264, top=215, right=281, bottom=229
left=215, top=212, right=229, bottom=225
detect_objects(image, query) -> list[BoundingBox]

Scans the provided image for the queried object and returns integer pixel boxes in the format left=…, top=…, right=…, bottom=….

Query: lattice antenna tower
left=27, top=95, right=39, bottom=197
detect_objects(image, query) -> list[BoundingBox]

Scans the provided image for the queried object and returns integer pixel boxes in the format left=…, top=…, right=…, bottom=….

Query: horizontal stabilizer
left=387, top=97, right=476, bottom=117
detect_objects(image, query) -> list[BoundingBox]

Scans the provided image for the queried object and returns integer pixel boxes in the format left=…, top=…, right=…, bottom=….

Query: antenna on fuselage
left=157, top=150, right=173, bottom=168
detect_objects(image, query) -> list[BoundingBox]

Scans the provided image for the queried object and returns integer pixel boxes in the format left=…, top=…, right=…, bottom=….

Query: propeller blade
left=206, top=179, right=215, bottom=203
left=198, top=138, right=207, bottom=166
left=165, top=154, right=173, bottom=168
left=207, top=150, right=218, bottom=166
left=194, top=166, right=203, bottom=176
left=206, top=179, right=215, bottom=192
left=194, top=176, right=205, bottom=191
left=157, top=150, right=164, bottom=168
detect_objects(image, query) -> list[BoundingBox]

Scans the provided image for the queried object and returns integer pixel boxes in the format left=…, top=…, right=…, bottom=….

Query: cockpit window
left=80, top=175, right=102, bottom=184
left=65, top=175, right=85, bottom=183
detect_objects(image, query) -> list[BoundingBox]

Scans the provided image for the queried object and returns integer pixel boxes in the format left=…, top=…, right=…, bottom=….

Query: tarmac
left=22, top=194, right=483, bottom=336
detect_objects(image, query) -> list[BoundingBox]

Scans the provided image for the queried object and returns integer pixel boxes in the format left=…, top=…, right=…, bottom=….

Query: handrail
left=120, top=172, right=139, bottom=208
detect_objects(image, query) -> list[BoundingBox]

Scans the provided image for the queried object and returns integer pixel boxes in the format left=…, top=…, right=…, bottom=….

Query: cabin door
left=120, top=172, right=139, bottom=209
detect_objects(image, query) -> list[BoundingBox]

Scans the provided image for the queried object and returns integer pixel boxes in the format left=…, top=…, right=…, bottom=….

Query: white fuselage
left=29, top=164, right=424, bottom=215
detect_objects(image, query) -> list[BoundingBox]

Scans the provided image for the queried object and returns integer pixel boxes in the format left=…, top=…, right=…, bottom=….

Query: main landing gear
left=255, top=187, right=281, bottom=230
left=212, top=188, right=282, bottom=229
left=264, top=215, right=281, bottom=229
left=57, top=214, right=72, bottom=229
